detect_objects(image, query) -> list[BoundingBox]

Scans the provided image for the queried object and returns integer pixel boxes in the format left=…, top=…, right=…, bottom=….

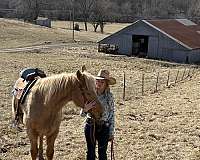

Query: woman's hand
left=83, top=101, right=96, bottom=112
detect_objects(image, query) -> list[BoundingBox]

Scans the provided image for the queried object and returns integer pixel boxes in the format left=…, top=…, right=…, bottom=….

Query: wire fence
left=111, top=67, right=198, bottom=101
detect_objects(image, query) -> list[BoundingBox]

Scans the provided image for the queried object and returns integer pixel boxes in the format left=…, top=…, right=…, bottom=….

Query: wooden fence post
left=123, top=71, right=126, bottom=101
left=192, top=67, right=195, bottom=76
left=175, top=70, right=179, bottom=83
left=166, top=70, right=170, bottom=87
left=187, top=68, right=190, bottom=77
left=181, top=68, right=186, bottom=80
left=155, top=72, right=159, bottom=92
left=142, top=73, right=144, bottom=96
left=98, top=43, right=100, bottom=52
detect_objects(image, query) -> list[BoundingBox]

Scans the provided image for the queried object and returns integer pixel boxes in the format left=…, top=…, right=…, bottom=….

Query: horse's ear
left=77, top=70, right=87, bottom=87
left=82, top=65, right=86, bottom=72
left=76, top=70, right=84, bottom=81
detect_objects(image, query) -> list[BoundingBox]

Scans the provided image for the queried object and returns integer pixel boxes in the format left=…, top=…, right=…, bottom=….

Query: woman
left=80, top=69, right=116, bottom=160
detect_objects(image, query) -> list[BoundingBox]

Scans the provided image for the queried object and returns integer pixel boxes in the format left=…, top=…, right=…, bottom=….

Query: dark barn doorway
left=132, top=35, right=149, bottom=57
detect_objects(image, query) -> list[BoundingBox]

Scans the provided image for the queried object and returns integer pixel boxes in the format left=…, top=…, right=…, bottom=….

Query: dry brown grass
left=52, top=21, right=130, bottom=34
left=0, top=18, right=130, bottom=49
left=1, top=19, right=200, bottom=160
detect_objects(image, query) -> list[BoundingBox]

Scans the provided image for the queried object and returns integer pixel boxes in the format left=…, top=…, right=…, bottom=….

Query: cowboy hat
left=95, top=69, right=116, bottom=85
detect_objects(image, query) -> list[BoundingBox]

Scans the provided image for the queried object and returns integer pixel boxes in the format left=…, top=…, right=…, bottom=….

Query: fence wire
left=111, top=67, right=199, bottom=102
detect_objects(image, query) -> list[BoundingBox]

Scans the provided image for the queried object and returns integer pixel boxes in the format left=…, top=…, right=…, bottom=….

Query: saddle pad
left=13, top=78, right=27, bottom=99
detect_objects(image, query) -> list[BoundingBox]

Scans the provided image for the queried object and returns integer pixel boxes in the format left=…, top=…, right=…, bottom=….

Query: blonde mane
left=32, top=71, right=96, bottom=106
left=36, top=73, right=75, bottom=102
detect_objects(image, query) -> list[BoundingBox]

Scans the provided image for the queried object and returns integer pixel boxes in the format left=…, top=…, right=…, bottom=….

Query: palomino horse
left=12, top=68, right=103, bottom=160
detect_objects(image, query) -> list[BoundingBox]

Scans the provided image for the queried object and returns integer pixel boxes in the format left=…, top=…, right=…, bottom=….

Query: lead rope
left=88, top=118, right=96, bottom=146
left=111, top=140, right=115, bottom=160
left=90, top=120, right=97, bottom=159
left=92, top=121, right=96, bottom=146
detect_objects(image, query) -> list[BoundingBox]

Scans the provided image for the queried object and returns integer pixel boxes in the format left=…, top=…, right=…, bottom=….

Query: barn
left=36, top=17, right=51, bottom=28
left=98, top=19, right=200, bottom=64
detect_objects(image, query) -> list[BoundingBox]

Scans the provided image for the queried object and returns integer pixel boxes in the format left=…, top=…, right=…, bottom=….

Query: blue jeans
left=84, top=120, right=110, bottom=160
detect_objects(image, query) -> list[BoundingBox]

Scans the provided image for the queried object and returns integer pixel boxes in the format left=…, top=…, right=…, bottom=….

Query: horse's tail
left=11, top=78, right=26, bottom=128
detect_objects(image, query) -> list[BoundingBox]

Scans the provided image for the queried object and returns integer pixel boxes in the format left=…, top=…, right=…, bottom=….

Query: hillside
left=0, top=19, right=200, bottom=159
left=0, top=47, right=200, bottom=159
left=0, top=18, right=129, bottom=49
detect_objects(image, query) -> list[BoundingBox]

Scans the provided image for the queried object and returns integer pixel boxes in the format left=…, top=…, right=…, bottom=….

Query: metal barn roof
left=145, top=19, right=200, bottom=49
left=99, top=19, right=200, bottom=50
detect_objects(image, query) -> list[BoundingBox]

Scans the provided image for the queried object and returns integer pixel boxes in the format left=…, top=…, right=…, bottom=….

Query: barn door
left=132, top=35, right=149, bottom=57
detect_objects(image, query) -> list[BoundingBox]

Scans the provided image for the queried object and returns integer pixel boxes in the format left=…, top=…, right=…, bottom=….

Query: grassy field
left=1, top=19, right=200, bottom=160
left=0, top=18, right=129, bottom=49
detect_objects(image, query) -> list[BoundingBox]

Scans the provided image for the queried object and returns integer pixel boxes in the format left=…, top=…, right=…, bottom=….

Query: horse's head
left=72, top=68, right=104, bottom=120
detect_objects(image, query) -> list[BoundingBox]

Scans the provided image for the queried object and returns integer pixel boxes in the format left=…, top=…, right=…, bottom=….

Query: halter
left=78, top=81, right=97, bottom=111
left=79, top=83, right=89, bottom=104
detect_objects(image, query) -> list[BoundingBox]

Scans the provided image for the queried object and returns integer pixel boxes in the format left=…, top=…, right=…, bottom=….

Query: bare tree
left=188, top=0, right=200, bottom=23
left=90, top=0, right=110, bottom=33
left=8, top=0, right=199, bottom=23
left=15, top=0, right=40, bottom=22
left=75, top=0, right=95, bottom=31
left=120, top=1, right=132, bottom=22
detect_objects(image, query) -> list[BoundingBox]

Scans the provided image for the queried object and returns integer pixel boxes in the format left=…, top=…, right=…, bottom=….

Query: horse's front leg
left=38, top=135, right=44, bottom=160
left=46, top=129, right=59, bottom=160
left=29, top=133, right=39, bottom=160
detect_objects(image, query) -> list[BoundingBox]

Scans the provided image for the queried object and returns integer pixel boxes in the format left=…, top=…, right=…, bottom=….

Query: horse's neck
left=46, top=75, right=77, bottom=108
